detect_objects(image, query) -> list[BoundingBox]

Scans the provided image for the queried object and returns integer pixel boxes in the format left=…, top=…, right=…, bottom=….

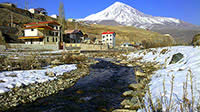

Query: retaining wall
left=8, top=44, right=59, bottom=50
left=65, top=43, right=108, bottom=51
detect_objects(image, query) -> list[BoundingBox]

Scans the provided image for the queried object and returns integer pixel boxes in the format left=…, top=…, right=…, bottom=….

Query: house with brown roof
left=18, top=21, right=62, bottom=45
left=63, top=30, right=83, bottom=43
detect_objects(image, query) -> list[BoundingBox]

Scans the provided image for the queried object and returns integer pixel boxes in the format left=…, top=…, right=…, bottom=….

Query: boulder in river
left=169, top=53, right=184, bottom=64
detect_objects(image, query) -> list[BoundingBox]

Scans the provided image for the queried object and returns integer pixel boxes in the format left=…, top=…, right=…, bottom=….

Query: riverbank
left=1, top=50, right=150, bottom=111
left=0, top=60, right=96, bottom=111
left=112, top=58, right=161, bottom=112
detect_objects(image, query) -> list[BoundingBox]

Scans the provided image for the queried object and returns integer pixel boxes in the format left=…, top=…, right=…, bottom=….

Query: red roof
left=24, top=21, right=60, bottom=26
left=102, top=31, right=115, bottom=34
left=24, top=25, right=54, bottom=30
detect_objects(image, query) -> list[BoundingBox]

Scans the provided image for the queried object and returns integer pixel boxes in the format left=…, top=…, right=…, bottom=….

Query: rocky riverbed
left=0, top=62, right=91, bottom=111
left=1, top=51, right=160, bottom=112
left=5, top=59, right=137, bottom=112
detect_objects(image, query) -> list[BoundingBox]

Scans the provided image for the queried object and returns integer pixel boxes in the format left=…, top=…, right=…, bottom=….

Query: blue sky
left=1, top=0, right=200, bottom=25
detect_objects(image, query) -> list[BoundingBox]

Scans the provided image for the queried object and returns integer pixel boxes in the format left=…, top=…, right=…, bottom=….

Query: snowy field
left=0, top=64, right=77, bottom=94
left=128, top=46, right=200, bottom=111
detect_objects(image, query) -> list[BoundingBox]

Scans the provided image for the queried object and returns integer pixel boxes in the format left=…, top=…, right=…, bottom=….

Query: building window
left=107, top=39, right=108, bottom=41
left=55, top=32, right=58, bottom=36
left=102, top=36, right=105, bottom=38
left=110, top=38, right=112, bottom=41
left=52, top=37, right=54, bottom=42
left=56, top=38, right=57, bottom=42
left=31, top=29, right=34, bottom=31
left=106, top=35, right=108, bottom=37
left=47, top=37, right=49, bottom=42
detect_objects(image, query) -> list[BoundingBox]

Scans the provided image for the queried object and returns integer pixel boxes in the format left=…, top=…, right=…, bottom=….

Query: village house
left=51, top=14, right=59, bottom=19
left=67, top=18, right=76, bottom=22
left=18, top=21, right=62, bottom=45
left=121, top=43, right=134, bottom=47
left=63, top=30, right=83, bottom=43
left=28, top=8, right=47, bottom=15
left=102, top=31, right=116, bottom=48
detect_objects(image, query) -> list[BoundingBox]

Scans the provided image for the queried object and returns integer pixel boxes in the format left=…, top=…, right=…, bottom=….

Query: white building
left=51, top=14, right=58, bottom=19
left=102, top=31, right=116, bottom=48
left=121, top=43, right=134, bottom=47
left=28, top=8, right=40, bottom=14
left=28, top=8, right=47, bottom=15
left=67, top=18, right=76, bottom=22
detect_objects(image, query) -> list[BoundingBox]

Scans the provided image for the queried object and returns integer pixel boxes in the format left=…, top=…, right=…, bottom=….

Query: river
left=6, top=59, right=136, bottom=112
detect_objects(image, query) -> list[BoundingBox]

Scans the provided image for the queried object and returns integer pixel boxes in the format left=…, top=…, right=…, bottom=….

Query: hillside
left=0, top=4, right=55, bottom=43
left=0, top=4, right=174, bottom=48
left=67, top=22, right=174, bottom=47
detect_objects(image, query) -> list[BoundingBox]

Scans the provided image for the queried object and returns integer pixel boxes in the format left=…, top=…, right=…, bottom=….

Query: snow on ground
left=42, top=50, right=66, bottom=54
left=128, top=46, right=200, bottom=111
left=0, top=64, right=77, bottom=94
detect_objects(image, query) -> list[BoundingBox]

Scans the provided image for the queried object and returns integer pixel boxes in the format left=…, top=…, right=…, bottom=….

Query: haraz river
left=6, top=59, right=136, bottom=112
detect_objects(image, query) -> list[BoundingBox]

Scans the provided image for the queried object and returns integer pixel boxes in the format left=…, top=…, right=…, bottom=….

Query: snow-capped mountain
left=81, top=2, right=194, bottom=29
left=81, top=1, right=200, bottom=42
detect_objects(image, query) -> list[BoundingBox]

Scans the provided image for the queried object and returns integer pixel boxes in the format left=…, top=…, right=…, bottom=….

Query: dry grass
left=66, top=22, right=174, bottom=48
left=0, top=54, right=50, bottom=71
left=139, top=70, right=200, bottom=112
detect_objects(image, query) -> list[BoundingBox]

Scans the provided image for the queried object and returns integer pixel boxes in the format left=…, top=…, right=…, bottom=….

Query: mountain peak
left=82, top=1, right=181, bottom=29
left=112, top=1, right=127, bottom=6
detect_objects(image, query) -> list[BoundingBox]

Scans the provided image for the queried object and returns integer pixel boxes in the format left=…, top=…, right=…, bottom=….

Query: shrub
left=60, top=54, right=87, bottom=64
left=192, top=34, right=200, bottom=46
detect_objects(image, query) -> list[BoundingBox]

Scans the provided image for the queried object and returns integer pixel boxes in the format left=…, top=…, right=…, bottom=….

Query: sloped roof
left=24, top=25, right=54, bottom=30
left=18, top=36, right=44, bottom=39
left=102, top=31, right=115, bottom=34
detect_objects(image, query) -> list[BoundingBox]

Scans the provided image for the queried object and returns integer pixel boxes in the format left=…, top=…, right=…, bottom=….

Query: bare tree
left=59, top=2, right=66, bottom=33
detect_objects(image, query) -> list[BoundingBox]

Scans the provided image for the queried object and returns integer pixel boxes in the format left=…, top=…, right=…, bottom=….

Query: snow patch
left=128, top=46, right=200, bottom=111
left=0, top=64, right=77, bottom=94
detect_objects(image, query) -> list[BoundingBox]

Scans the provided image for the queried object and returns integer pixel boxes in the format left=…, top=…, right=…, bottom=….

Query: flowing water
left=7, top=59, right=136, bottom=112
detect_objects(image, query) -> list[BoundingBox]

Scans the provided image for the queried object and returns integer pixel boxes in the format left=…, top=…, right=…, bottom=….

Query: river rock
left=135, top=62, right=142, bottom=66
left=122, top=90, right=134, bottom=97
left=121, top=99, right=132, bottom=107
left=135, top=70, right=146, bottom=77
left=45, top=72, right=56, bottom=77
left=121, top=99, right=140, bottom=110
left=51, top=59, right=63, bottom=65
left=112, top=109, right=136, bottom=112
left=128, top=83, right=145, bottom=91
left=169, top=53, right=184, bottom=64
left=120, top=60, right=128, bottom=64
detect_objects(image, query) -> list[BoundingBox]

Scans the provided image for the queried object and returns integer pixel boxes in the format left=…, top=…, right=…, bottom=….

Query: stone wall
left=8, top=43, right=59, bottom=50
left=65, top=43, right=108, bottom=51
